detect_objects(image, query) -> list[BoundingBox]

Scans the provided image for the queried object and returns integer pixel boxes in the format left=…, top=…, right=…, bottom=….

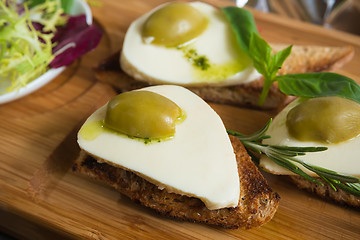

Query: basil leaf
left=270, top=44, right=292, bottom=79
left=249, top=33, right=293, bottom=105
left=222, top=6, right=293, bottom=105
left=249, top=34, right=292, bottom=80
left=277, top=72, right=360, bottom=104
left=249, top=33, right=271, bottom=78
left=221, top=7, right=258, bottom=56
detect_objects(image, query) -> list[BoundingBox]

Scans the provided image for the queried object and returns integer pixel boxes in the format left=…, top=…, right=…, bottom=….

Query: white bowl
left=0, top=0, right=93, bottom=104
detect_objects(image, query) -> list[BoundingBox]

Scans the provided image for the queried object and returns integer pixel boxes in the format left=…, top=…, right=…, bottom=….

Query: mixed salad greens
left=0, top=0, right=102, bottom=94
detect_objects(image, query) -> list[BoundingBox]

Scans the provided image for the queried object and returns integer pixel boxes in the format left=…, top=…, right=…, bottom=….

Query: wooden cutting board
left=0, top=0, right=359, bottom=239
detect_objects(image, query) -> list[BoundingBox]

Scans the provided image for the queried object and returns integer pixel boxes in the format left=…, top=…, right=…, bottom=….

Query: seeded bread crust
left=72, top=135, right=280, bottom=229
left=289, top=175, right=360, bottom=208
left=94, top=44, right=353, bottom=110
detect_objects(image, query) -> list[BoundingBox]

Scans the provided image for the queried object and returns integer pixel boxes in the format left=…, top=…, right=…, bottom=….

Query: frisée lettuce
left=0, top=0, right=102, bottom=95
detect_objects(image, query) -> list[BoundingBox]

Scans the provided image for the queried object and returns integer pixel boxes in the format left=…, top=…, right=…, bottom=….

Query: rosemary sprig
left=228, top=120, right=360, bottom=197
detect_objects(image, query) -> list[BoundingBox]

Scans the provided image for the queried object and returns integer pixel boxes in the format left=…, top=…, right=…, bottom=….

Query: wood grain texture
left=0, top=0, right=359, bottom=239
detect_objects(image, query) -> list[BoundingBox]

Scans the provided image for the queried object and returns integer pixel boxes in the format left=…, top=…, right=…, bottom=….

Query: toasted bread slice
left=72, top=135, right=280, bottom=229
left=94, top=44, right=353, bottom=110
left=289, top=176, right=360, bottom=208
left=273, top=44, right=354, bottom=75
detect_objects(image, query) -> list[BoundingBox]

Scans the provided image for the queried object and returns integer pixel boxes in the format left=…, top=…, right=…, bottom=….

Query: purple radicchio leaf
left=31, top=21, right=44, bottom=31
left=52, top=15, right=88, bottom=43
left=16, top=3, right=25, bottom=15
left=49, top=15, right=103, bottom=68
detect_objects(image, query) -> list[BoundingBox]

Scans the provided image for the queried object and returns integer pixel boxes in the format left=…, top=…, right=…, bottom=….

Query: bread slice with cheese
left=73, top=135, right=280, bottom=229
left=259, top=97, right=360, bottom=208
left=94, top=44, right=353, bottom=110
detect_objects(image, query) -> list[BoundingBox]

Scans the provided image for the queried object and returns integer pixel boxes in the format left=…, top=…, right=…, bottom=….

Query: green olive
left=104, top=91, right=183, bottom=139
left=286, top=97, right=360, bottom=144
left=142, top=2, right=208, bottom=47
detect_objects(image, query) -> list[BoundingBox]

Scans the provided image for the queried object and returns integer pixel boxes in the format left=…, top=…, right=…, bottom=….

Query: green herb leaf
left=249, top=33, right=274, bottom=105
left=249, top=33, right=292, bottom=105
left=221, top=7, right=258, bottom=56
left=227, top=118, right=271, bottom=142
left=267, top=152, right=323, bottom=185
left=271, top=145, right=328, bottom=153
left=222, top=7, right=292, bottom=105
left=277, top=72, right=360, bottom=104
left=249, top=33, right=271, bottom=77
left=327, top=179, right=360, bottom=197
left=270, top=44, right=293, bottom=78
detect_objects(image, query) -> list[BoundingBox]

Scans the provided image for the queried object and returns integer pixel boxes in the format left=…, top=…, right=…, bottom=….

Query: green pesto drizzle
left=183, top=48, right=210, bottom=70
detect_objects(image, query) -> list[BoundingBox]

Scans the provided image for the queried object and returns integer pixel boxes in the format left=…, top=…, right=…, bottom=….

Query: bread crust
left=94, top=45, right=353, bottom=110
left=273, top=44, right=354, bottom=75
left=72, top=136, right=280, bottom=229
left=289, top=175, right=360, bottom=208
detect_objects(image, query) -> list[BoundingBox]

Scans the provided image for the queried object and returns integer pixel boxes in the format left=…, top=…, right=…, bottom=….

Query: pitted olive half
left=142, top=2, right=208, bottom=47
left=286, top=96, right=360, bottom=144
left=104, top=91, right=183, bottom=139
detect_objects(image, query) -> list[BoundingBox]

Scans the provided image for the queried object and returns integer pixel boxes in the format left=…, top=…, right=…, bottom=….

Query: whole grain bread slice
left=94, top=44, right=353, bottom=110
left=72, top=135, right=280, bottom=229
left=289, top=175, right=360, bottom=208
